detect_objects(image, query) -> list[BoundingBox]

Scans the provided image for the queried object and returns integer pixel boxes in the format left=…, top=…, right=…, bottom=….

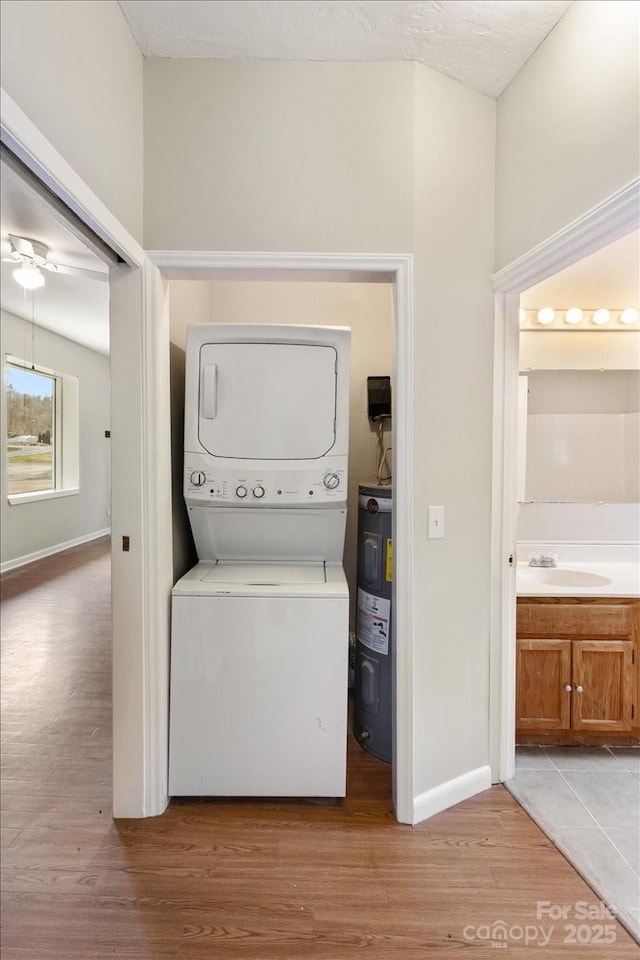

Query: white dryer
left=169, top=324, right=351, bottom=798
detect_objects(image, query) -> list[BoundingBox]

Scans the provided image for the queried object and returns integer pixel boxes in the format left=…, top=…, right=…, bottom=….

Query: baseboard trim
left=412, top=765, right=492, bottom=824
left=1, top=528, right=111, bottom=574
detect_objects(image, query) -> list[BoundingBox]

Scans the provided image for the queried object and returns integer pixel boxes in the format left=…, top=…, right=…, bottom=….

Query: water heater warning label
left=357, top=589, right=390, bottom=656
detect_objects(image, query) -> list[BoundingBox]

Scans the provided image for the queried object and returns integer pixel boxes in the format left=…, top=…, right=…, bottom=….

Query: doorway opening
left=490, top=178, right=639, bottom=786
left=0, top=147, right=115, bottom=816
left=151, top=251, right=415, bottom=823
left=168, top=277, right=395, bottom=805
left=491, top=199, right=640, bottom=937
left=1, top=148, right=114, bottom=559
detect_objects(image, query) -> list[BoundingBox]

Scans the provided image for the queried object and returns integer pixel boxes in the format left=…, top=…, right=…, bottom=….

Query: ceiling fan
left=1, top=234, right=109, bottom=289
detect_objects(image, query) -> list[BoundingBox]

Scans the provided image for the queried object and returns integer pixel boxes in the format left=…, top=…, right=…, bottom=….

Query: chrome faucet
left=528, top=552, right=558, bottom=568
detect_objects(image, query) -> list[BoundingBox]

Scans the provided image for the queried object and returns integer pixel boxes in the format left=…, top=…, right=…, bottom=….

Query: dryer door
left=198, top=342, right=337, bottom=460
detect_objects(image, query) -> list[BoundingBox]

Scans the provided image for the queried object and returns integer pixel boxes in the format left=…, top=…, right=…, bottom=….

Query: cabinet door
left=572, top=641, right=633, bottom=732
left=516, top=639, right=572, bottom=731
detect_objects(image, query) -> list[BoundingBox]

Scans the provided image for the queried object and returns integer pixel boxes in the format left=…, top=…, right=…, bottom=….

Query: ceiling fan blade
left=18, top=238, right=36, bottom=259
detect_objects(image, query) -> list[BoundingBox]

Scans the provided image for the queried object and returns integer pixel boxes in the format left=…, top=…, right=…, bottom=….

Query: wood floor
left=1, top=539, right=638, bottom=959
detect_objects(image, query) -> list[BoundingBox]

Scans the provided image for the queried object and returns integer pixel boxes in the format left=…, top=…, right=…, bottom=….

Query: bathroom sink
left=520, top=567, right=612, bottom=588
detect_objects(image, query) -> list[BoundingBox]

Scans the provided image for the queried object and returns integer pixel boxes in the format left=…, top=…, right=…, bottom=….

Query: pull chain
left=31, top=289, right=36, bottom=369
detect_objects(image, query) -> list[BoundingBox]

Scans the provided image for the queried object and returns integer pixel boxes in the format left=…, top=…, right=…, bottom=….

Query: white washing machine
left=169, top=324, right=351, bottom=797
left=170, top=562, right=348, bottom=796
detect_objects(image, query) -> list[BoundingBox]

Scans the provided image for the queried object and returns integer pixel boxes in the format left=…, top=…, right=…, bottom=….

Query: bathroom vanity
left=515, top=568, right=640, bottom=745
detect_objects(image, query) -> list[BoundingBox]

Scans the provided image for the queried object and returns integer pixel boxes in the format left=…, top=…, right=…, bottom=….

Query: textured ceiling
left=119, top=0, right=573, bottom=98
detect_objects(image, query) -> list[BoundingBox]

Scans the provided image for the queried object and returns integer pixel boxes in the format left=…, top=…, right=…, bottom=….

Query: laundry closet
left=168, top=280, right=394, bottom=799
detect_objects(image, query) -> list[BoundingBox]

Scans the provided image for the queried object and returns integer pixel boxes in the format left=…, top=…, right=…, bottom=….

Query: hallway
left=1, top=540, right=638, bottom=958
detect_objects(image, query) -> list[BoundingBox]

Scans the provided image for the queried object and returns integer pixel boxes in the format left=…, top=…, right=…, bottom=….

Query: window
left=6, top=362, right=58, bottom=495
left=5, top=357, right=79, bottom=504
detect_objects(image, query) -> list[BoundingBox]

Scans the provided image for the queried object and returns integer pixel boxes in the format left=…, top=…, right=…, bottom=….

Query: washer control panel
left=184, top=456, right=347, bottom=505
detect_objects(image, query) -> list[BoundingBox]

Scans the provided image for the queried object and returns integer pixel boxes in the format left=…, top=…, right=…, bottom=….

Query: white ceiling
left=1, top=160, right=110, bottom=356
left=119, top=0, right=573, bottom=98
left=521, top=231, right=640, bottom=309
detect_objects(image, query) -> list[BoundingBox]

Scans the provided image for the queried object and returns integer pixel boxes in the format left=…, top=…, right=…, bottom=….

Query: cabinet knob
left=564, top=684, right=572, bottom=692
left=576, top=685, right=583, bottom=693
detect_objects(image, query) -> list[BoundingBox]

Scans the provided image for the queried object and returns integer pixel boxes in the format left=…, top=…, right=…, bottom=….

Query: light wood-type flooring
left=1, top=538, right=638, bottom=959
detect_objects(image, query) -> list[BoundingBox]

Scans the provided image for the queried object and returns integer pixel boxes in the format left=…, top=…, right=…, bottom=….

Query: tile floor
left=507, top=746, right=640, bottom=943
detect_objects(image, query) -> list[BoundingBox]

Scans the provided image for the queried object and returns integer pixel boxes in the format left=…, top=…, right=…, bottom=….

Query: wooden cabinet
left=516, top=598, right=639, bottom=744
left=517, top=639, right=571, bottom=730
left=572, top=640, right=633, bottom=732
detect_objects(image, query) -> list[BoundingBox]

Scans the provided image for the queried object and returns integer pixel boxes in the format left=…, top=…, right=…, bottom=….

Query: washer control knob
left=253, top=485, right=265, bottom=499
left=323, top=472, right=340, bottom=490
left=190, top=471, right=206, bottom=487
left=235, top=485, right=248, bottom=498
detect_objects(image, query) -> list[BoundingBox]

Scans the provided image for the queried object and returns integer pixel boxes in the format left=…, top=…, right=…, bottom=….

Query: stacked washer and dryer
left=169, top=324, right=351, bottom=798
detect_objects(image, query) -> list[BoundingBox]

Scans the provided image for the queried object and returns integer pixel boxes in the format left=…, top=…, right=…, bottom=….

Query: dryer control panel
left=184, top=453, right=347, bottom=506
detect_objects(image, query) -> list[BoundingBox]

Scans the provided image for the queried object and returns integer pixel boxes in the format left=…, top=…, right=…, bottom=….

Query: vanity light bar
left=520, top=308, right=640, bottom=331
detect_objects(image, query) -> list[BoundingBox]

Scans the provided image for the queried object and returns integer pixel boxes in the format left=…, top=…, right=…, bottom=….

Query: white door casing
left=489, top=177, right=640, bottom=784
left=149, top=251, right=416, bottom=824
left=1, top=88, right=174, bottom=818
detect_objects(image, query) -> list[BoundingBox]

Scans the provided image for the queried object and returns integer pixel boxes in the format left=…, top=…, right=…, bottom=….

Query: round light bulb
left=519, top=308, right=527, bottom=325
left=592, top=309, right=611, bottom=326
left=564, top=307, right=583, bottom=325
left=620, top=308, right=639, bottom=325
left=13, top=263, right=45, bottom=290
left=537, top=307, right=555, bottom=325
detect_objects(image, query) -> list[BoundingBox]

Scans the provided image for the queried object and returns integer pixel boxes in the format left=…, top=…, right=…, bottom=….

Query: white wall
left=169, top=280, right=394, bottom=626
left=143, top=59, right=415, bottom=253
left=1, top=310, right=110, bottom=567
left=0, top=0, right=633, bottom=819
left=496, top=0, right=640, bottom=268
left=147, top=58, right=497, bottom=816
left=0, top=0, right=144, bottom=241
left=412, top=65, right=496, bottom=801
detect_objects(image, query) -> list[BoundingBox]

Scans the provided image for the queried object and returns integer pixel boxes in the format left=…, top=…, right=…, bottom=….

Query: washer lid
left=200, top=562, right=327, bottom=585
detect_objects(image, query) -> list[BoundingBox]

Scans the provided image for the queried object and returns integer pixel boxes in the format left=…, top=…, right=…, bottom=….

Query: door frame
left=488, top=176, right=640, bottom=783
left=1, top=88, right=174, bottom=818
left=148, top=250, right=415, bottom=824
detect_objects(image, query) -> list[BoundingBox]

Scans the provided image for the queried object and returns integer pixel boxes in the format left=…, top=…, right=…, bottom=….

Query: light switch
left=428, top=506, right=444, bottom=539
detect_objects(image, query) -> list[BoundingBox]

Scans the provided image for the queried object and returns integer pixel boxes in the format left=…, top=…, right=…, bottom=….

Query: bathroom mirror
left=518, top=369, right=640, bottom=504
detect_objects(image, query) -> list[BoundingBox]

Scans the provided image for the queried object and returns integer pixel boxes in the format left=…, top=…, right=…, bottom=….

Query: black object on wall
left=367, top=376, right=391, bottom=421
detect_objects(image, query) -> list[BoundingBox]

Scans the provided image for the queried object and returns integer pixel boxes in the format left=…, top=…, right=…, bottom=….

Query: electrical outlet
left=427, top=506, right=444, bottom=539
